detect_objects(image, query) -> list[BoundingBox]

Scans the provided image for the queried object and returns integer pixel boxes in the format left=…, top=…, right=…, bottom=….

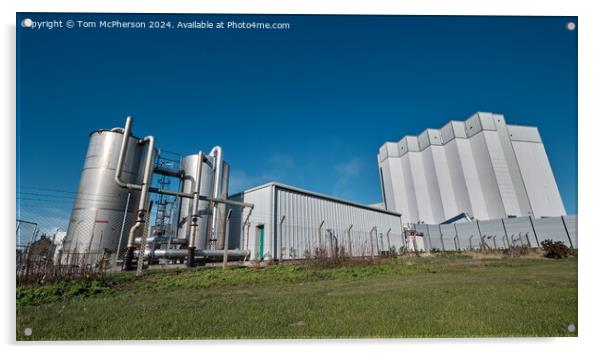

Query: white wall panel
left=512, top=141, right=566, bottom=217
left=444, top=139, right=473, bottom=217
left=483, top=130, right=522, bottom=216
left=400, top=153, right=419, bottom=224
left=431, top=145, right=459, bottom=220
left=469, top=132, right=506, bottom=219
left=455, top=138, right=489, bottom=220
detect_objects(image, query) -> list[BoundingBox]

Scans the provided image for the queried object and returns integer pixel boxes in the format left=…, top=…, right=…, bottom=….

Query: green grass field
left=16, top=255, right=577, bottom=340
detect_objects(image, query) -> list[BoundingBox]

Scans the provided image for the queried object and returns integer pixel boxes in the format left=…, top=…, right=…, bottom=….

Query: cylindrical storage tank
left=176, top=154, right=214, bottom=249
left=214, top=161, right=230, bottom=249
left=62, top=130, right=153, bottom=260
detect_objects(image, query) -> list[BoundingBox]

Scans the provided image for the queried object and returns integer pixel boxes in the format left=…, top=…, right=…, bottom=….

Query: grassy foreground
left=16, top=255, right=577, bottom=340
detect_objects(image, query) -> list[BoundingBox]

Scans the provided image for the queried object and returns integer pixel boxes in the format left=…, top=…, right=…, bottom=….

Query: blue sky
left=16, top=14, right=577, bottom=233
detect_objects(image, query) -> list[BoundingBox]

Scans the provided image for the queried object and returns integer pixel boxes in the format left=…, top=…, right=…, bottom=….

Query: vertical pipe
left=560, top=216, right=574, bottom=249
left=242, top=207, right=253, bottom=255
left=223, top=209, right=233, bottom=268
left=123, top=135, right=155, bottom=271
left=208, top=146, right=223, bottom=249
left=245, top=220, right=251, bottom=251
left=114, top=117, right=133, bottom=189
left=136, top=201, right=153, bottom=277
left=187, top=151, right=204, bottom=268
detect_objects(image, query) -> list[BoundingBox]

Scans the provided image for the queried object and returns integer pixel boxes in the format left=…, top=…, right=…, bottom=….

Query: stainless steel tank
left=63, top=130, right=152, bottom=258
left=214, top=161, right=230, bottom=249
left=176, top=154, right=214, bottom=249
left=176, top=154, right=229, bottom=249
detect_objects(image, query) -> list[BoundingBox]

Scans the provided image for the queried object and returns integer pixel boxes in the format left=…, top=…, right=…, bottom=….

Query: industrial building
left=61, top=117, right=252, bottom=269
left=228, top=182, right=411, bottom=261
left=61, top=117, right=422, bottom=270
left=378, top=112, right=566, bottom=225
left=57, top=112, right=574, bottom=271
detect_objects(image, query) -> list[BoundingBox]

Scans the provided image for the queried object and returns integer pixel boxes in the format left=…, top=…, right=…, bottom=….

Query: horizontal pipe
left=153, top=166, right=183, bottom=178
left=134, top=248, right=249, bottom=259
left=148, top=187, right=254, bottom=208
left=134, top=236, right=188, bottom=244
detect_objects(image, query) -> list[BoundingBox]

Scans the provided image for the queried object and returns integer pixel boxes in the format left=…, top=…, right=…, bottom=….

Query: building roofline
left=378, top=112, right=541, bottom=151
left=230, top=182, right=402, bottom=217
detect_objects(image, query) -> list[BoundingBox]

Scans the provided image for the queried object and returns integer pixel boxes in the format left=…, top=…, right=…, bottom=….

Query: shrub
left=387, top=247, right=398, bottom=258
left=540, top=239, right=570, bottom=259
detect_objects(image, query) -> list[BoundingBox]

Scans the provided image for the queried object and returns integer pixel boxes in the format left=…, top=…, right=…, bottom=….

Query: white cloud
left=334, top=158, right=362, bottom=176
left=229, top=153, right=296, bottom=193
left=333, top=158, right=364, bottom=199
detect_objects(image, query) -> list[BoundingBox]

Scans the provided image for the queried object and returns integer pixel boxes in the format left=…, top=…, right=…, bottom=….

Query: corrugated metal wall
left=230, top=184, right=403, bottom=260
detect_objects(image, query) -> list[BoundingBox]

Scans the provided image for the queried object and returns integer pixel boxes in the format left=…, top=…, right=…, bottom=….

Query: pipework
left=114, top=116, right=156, bottom=271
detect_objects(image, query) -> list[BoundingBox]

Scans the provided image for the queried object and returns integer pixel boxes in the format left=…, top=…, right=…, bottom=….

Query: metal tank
left=63, top=129, right=153, bottom=258
left=176, top=154, right=230, bottom=249
left=176, top=154, right=214, bottom=249
left=213, top=161, right=230, bottom=249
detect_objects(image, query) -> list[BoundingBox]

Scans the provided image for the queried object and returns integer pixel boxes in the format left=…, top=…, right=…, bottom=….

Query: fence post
left=370, top=226, right=376, bottom=259
left=115, top=192, right=131, bottom=269
left=500, top=218, right=509, bottom=245
left=524, top=232, right=532, bottom=248
left=439, top=224, right=445, bottom=252
left=347, top=224, right=353, bottom=257
left=528, top=216, right=540, bottom=247
left=223, top=209, right=233, bottom=268
left=278, top=215, right=286, bottom=262
left=453, top=223, right=459, bottom=251
left=560, top=216, right=574, bottom=249
left=424, top=224, right=433, bottom=251
left=469, top=235, right=473, bottom=250
left=318, top=220, right=325, bottom=255
left=386, top=228, right=391, bottom=252
left=136, top=201, right=152, bottom=277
